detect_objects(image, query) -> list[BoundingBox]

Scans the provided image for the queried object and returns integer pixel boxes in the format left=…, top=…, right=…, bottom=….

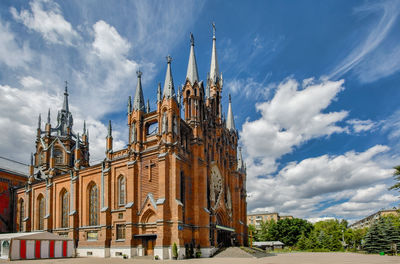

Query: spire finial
left=212, top=22, right=216, bottom=39
left=30, top=153, right=33, bottom=166
left=63, top=81, right=69, bottom=112
left=163, top=56, right=175, bottom=99
left=47, top=108, right=51, bottom=124
left=136, top=69, right=142, bottom=78
left=133, top=69, right=145, bottom=111
left=38, top=114, right=41, bottom=129
left=127, top=96, right=132, bottom=114
left=190, top=32, right=194, bottom=46
left=76, top=133, right=80, bottom=149
left=209, top=23, right=219, bottom=85
left=108, top=120, right=112, bottom=138
left=186, top=33, right=199, bottom=84
left=83, top=120, right=86, bottom=135
left=146, top=99, right=150, bottom=113
left=226, top=94, right=236, bottom=131
left=157, top=83, right=162, bottom=102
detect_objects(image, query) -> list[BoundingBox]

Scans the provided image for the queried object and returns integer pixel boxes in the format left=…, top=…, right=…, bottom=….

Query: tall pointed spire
left=37, top=114, right=41, bottom=130
left=30, top=152, right=34, bottom=166
left=62, top=81, right=69, bottom=112
left=209, top=22, right=219, bottom=84
left=76, top=133, right=80, bottom=149
left=83, top=120, right=86, bottom=135
left=177, top=85, right=181, bottom=106
left=226, top=94, right=235, bottom=131
left=133, top=70, right=145, bottom=111
left=186, top=33, right=199, bottom=84
left=237, top=147, right=244, bottom=171
left=107, top=120, right=112, bottom=138
left=127, top=96, right=132, bottom=114
left=157, top=83, right=162, bottom=102
left=163, top=55, right=175, bottom=99
left=47, top=109, right=51, bottom=124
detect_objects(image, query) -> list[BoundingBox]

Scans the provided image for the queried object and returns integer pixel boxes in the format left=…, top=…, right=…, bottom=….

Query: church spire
left=133, top=70, right=145, bottom=111
left=146, top=99, right=150, bottom=113
left=157, top=82, right=162, bottom=103
left=47, top=108, right=51, bottom=124
left=226, top=94, right=235, bottom=131
left=209, top=22, right=220, bottom=84
left=237, top=147, right=244, bottom=171
left=107, top=120, right=112, bottom=138
left=163, top=55, right=175, bottom=99
left=186, top=33, right=199, bottom=84
left=62, top=81, right=69, bottom=112
left=37, top=114, right=41, bottom=130
left=83, top=120, right=86, bottom=135
left=127, top=96, right=132, bottom=114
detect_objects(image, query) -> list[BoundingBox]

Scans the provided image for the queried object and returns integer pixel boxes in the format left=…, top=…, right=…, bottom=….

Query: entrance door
left=143, top=239, right=155, bottom=256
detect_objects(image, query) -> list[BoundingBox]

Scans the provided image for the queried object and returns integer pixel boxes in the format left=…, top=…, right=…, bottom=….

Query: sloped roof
left=0, top=231, right=72, bottom=241
left=0, top=156, right=29, bottom=177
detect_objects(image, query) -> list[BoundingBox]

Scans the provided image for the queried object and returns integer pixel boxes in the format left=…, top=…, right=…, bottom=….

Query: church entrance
left=134, top=234, right=157, bottom=256
left=216, top=225, right=234, bottom=247
left=143, top=238, right=155, bottom=256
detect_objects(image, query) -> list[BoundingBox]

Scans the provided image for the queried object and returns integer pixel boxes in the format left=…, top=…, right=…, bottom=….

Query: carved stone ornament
left=210, top=164, right=223, bottom=210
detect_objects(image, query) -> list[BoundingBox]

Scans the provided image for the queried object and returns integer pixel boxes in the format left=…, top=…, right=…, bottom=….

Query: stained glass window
left=19, top=199, right=24, bottom=232
left=89, top=184, right=98, bottom=226
left=118, top=176, right=125, bottom=205
left=54, top=149, right=63, bottom=164
left=38, top=196, right=45, bottom=230
left=61, top=191, right=69, bottom=228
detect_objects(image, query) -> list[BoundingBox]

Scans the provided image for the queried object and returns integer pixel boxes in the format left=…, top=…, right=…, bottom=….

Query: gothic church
left=16, top=26, right=247, bottom=259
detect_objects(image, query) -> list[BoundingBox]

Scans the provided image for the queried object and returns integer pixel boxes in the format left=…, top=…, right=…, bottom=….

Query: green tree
left=389, top=165, right=400, bottom=192
left=364, top=218, right=390, bottom=253
left=297, top=232, right=307, bottom=250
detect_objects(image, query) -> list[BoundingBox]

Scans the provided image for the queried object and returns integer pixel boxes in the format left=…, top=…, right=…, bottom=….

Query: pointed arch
left=36, top=194, right=45, bottom=230
left=87, top=182, right=98, bottom=226
left=117, top=175, right=126, bottom=206
left=141, top=209, right=156, bottom=224
left=60, top=188, right=69, bottom=228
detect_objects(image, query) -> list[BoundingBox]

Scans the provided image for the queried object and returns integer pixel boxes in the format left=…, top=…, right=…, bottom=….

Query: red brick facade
left=16, top=29, right=247, bottom=259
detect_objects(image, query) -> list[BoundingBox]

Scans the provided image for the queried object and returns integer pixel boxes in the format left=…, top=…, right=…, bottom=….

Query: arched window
left=118, top=176, right=126, bottom=205
left=39, top=151, right=45, bottom=165
left=37, top=195, right=45, bottom=230
left=162, top=112, right=168, bottom=134
left=19, top=199, right=24, bottom=232
left=89, top=184, right=98, bottom=226
left=54, top=149, right=63, bottom=164
left=61, top=190, right=69, bottom=228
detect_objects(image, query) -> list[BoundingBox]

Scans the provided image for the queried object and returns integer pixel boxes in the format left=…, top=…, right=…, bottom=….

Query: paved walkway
left=1, top=252, right=399, bottom=263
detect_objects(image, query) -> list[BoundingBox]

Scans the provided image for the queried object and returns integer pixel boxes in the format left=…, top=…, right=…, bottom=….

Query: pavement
left=1, top=252, right=399, bottom=264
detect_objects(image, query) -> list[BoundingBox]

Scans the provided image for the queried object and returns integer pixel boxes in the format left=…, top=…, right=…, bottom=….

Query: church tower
left=33, top=82, right=89, bottom=177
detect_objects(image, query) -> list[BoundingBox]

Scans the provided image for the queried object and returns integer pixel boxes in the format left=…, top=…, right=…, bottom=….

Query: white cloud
left=346, top=119, right=375, bottom=133
left=246, top=145, right=394, bottom=219
left=226, top=77, right=272, bottom=99
left=241, top=78, right=347, bottom=175
left=20, top=76, right=43, bottom=88
left=328, top=0, right=400, bottom=80
left=11, top=0, right=79, bottom=45
left=0, top=20, right=33, bottom=68
left=92, top=20, right=131, bottom=61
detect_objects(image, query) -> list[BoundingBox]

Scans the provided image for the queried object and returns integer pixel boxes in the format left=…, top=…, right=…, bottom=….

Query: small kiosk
left=0, top=232, right=74, bottom=260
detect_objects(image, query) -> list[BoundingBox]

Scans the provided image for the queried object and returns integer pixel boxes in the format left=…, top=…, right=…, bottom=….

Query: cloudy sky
left=1, top=0, right=400, bottom=223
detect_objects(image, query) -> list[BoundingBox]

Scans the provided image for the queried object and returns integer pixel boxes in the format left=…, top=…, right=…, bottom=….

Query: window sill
left=115, top=239, right=125, bottom=242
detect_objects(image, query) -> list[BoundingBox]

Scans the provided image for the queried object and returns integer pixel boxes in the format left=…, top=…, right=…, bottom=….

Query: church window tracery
left=89, top=184, right=98, bottom=226
left=37, top=195, right=45, bottom=230
left=61, top=190, right=69, bottom=228
left=54, top=149, right=63, bottom=164
left=162, top=112, right=168, bottom=134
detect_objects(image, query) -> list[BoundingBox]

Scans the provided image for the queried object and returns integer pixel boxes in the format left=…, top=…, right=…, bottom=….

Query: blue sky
left=1, top=0, right=400, bottom=222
